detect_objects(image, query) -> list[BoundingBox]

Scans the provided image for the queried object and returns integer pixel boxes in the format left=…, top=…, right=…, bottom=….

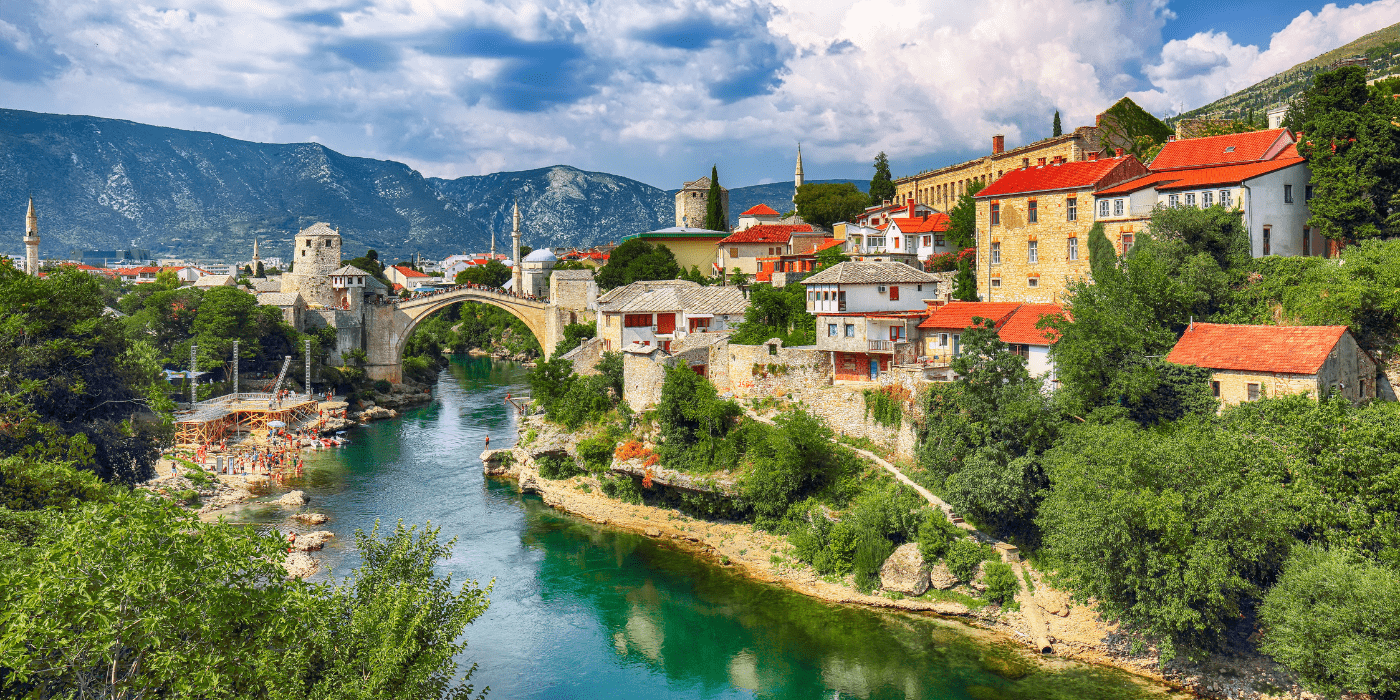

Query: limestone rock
left=277, top=490, right=307, bottom=507
left=645, top=527, right=661, bottom=538
left=290, top=530, right=334, bottom=552
left=879, top=542, right=930, bottom=596
left=283, top=552, right=318, bottom=579
left=929, top=562, right=958, bottom=590
left=293, top=512, right=329, bottom=525
left=969, top=561, right=988, bottom=592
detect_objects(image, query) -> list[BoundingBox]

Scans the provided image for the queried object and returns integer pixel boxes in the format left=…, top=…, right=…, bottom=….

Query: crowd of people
left=390, top=282, right=543, bottom=306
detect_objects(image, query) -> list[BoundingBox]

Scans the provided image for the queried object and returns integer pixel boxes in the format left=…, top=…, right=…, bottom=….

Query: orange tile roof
left=393, top=265, right=430, bottom=278
left=918, top=301, right=1022, bottom=330
left=718, top=223, right=814, bottom=245
left=1154, top=157, right=1305, bottom=191
left=1150, top=128, right=1293, bottom=171
left=976, top=156, right=1144, bottom=199
left=1094, top=172, right=1182, bottom=196
left=741, top=203, right=781, bottom=217
left=815, top=238, right=843, bottom=252
left=888, top=212, right=950, bottom=233
left=1166, top=323, right=1349, bottom=375
left=997, top=304, right=1063, bottom=345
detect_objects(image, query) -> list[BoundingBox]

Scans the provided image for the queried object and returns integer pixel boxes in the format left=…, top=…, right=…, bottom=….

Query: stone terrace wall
left=726, top=340, right=829, bottom=399
left=791, top=385, right=922, bottom=462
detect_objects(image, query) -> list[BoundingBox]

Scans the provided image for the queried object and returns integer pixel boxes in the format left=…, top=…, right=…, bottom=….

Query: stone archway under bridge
left=362, top=286, right=595, bottom=383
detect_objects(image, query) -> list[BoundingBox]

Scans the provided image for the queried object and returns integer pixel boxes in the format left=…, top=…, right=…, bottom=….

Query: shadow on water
left=215, top=355, right=1186, bottom=700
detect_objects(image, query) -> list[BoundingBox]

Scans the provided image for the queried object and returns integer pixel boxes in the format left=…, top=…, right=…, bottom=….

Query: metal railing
left=868, top=339, right=894, bottom=351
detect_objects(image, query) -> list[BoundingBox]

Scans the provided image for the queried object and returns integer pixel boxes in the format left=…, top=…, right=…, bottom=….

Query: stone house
left=1165, top=323, right=1377, bottom=406
left=1095, top=128, right=1316, bottom=257
left=193, top=273, right=236, bottom=289
left=802, top=261, right=940, bottom=382
left=974, top=154, right=1148, bottom=304
left=996, top=303, right=1064, bottom=387
left=916, top=301, right=1022, bottom=365
left=596, top=280, right=748, bottom=353
left=256, top=292, right=307, bottom=331
left=717, top=223, right=816, bottom=276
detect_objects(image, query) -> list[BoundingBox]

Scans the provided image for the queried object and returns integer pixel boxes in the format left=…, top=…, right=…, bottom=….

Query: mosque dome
left=523, top=249, right=557, bottom=264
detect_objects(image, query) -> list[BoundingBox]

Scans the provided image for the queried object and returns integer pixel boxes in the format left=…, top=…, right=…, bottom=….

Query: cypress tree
left=952, top=256, right=977, bottom=301
left=869, top=152, right=895, bottom=205
left=704, top=165, right=726, bottom=231
left=1086, top=222, right=1120, bottom=285
left=1053, top=110, right=1063, bottom=137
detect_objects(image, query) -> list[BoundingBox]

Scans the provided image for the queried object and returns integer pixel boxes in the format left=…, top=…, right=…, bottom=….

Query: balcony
left=868, top=339, right=895, bottom=352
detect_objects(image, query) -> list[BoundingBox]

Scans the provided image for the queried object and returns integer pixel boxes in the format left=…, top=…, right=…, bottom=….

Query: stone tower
left=793, top=144, right=804, bottom=209
left=282, top=222, right=342, bottom=307
left=674, top=176, right=729, bottom=229
left=511, top=201, right=523, bottom=292
left=23, top=198, right=39, bottom=276
left=252, top=236, right=261, bottom=267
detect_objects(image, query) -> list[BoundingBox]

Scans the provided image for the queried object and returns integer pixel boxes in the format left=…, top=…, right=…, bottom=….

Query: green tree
left=813, top=244, right=850, bottom=273
left=794, top=182, right=868, bottom=231
left=704, top=165, right=726, bottom=231
left=730, top=283, right=815, bottom=345
left=944, top=181, right=984, bottom=250
left=656, top=364, right=744, bottom=472
left=554, top=321, right=597, bottom=356
left=869, top=152, right=895, bottom=204
left=594, top=238, right=681, bottom=290
left=154, top=268, right=181, bottom=291
left=1259, top=546, right=1400, bottom=699
left=952, top=255, right=977, bottom=301
left=1295, top=66, right=1400, bottom=242
left=454, top=260, right=511, bottom=287
left=254, top=260, right=265, bottom=278
left=1052, top=110, right=1062, bottom=137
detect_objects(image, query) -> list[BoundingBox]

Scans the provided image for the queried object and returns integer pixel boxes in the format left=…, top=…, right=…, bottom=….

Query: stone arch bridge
left=363, top=287, right=594, bottom=382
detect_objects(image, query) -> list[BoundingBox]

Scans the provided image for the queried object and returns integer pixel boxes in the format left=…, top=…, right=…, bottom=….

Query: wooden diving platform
left=173, top=393, right=320, bottom=446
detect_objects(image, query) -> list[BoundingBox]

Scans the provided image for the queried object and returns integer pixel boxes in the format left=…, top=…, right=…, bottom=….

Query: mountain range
left=0, top=108, right=864, bottom=264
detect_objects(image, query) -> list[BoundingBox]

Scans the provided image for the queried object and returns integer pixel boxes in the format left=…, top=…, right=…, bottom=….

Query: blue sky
left=0, top=0, right=1396, bottom=191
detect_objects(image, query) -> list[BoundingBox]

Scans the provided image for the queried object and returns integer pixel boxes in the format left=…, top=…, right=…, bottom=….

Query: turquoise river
left=220, top=356, right=1186, bottom=700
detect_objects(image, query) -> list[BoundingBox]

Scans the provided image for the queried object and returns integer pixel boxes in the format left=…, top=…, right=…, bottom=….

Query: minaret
left=490, top=228, right=496, bottom=259
left=24, top=198, right=39, bottom=276
left=511, top=200, right=522, bottom=292
left=251, top=236, right=260, bottom=266
left=793, top=144, right=805, bottom=209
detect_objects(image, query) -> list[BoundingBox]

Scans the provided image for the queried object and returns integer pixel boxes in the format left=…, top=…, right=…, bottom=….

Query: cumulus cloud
left=0, top=0, right=1396, bottom=188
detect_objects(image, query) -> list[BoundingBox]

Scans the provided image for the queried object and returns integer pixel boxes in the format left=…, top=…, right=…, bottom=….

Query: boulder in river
left=293, top=512, right=329, bottom=525
left=283, top=552, right=318, bottom=579
left=291, top=530, right=334, bottom=551
left=879, top=542, right=930, bottom=596
left=277, top=490, right=307, bottom=507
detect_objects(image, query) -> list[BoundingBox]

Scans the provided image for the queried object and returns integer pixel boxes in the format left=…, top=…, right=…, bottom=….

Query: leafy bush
left=576, top=437, right=615, bottom=473
left=374, top=379, right=392, bottom=393
left=600, top=475, right=643, bottom=504
left=852, top=528, right=895, bottom=593
left=982, top=561, right=1020, bottom=606
left=946, top=538, right=991, bottom=581
left=656, top=364, right=745, bottom=472
left=862, top=386, right=904, bottom=428
left=536, top=454, right=582, bottom=480
left=917, top=510, right=963, bottom=562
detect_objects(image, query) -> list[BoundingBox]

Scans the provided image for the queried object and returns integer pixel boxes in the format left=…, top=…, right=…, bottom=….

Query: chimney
left=1115, top=147, right=1124, bottom=157
left=907, top=203, right=917, bottom=218
left=1037, top=157, right=1046, bottom=167
left=992, top=134, right=1005, bottom=155
left=1088, top=151, right=1098, bottom=161
left=1166, top=135, right=1176, bottom=142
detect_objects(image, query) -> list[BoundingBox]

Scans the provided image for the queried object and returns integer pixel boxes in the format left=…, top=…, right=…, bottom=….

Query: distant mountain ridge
left=1174, top=21, right=1400, bottom=124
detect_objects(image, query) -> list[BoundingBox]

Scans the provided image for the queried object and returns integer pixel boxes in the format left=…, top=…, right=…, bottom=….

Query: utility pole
left=232, top=340, right=239, bottom=395
left=190, top=344, right=198, bottom=404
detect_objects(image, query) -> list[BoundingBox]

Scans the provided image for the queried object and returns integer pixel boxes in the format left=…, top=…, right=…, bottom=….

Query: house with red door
left=595, top=280, right=749, bottom=353
left=802, top=261, right=941, bottom=381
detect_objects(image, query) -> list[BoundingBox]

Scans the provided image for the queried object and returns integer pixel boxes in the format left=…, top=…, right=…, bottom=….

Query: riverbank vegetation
left=0, top=259, right=492, bottom=698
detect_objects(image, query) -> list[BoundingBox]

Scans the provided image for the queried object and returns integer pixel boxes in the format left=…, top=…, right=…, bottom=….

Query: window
left=1263, top=226, right=1271, bottom=256
left=939, top=333, right=949, bottom=347
left=991, top=277, right=1002, bottom=288
left=1022, top=157, right=1030, bottom=168
left=1066, top=197, right=1077, bottom=221
left=1185, top=193, right=1196, bottom=207
left=845, top=324, right=855, bottom=337
left=1099, top=200, right=1109, bottom=217
left=1028, top=200, right=1038, bottom=223
left=828, top=323, right=838, bottom=336
left=1211, top=381, right=1220, bottom=398
left=1027, top=240, right=1038, bottom=263
left=889, top=286, right=900, bottom=301
left=1067, top=237, right=1079, bottom=260
left=916, top=284, right=922, bottom=291
left=624, top=314, right=652, bottom=328
left=807, top=291, right=814, bottom=302
left=1114, top=199, right=1124, bottom=216
left=729, top=247, right=739, bottom=258
left=1305, top=185, right=1314, bottom=201
left=1304, top=229, right=1311, bottom=256
left=1247, top=383, right=1261, bottom=401
left=1221, top=190, right=1232, bottom=207
left=1027, top=277, right=1039, bottom=288
left=935, top=234, right=945, bottom=247
left=1121, top=233, right=1134, bottom=252
left=991, top=203, right=1000, bottom=226
left=1168, top=194, right=1179, bottom=207
left=877, top=285, right=886, bottom=293
left=1284, top=184, right=1294, bottom=204
left=991, top=242, right=1001, bottom=264
left=1201, top=191, right=1212, bottom=207
left=838, top=291, right=846, bottom=312
left=302, top=250, right=307, bottom=257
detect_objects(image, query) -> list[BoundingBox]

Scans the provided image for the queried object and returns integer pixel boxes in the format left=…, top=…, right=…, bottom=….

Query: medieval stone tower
left=282, top=222, right=342, bottom=307
left=674, top=175, right=729, bottom=229
left=23, top=198, right=39, bottom=276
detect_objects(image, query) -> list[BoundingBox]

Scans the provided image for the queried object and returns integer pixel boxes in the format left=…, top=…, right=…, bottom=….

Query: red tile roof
left=1150, top=128, right=1293, bottom=171
left=393, top=265, right=430, bottom=278
left=815, top=238, right=843, bottom=252
left=741, top=203, right=781, bottom=217
left=1166, top=323, right=1349, bottom=375
left=1154, top=157, right=1306, bottom=191
left=976, top=156, right=1145, bottom=199
left=918, top=301, right=1022, bottom=330
left=719, top=223, right=814, bottom=245
left=888, top=212, right=951, bottom=233
left=997, top=304, right=1063, bottom=345
left=1094, top=172, right=1181, bottom=196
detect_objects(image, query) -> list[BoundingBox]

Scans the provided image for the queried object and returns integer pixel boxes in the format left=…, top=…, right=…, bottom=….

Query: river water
left=221, top=356, right=1182, bottom=700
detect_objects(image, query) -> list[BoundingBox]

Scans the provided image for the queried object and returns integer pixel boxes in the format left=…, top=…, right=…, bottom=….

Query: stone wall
left=976, top=190, right=1094, bottom=305
left=1210, top=369, right=1318, bottom=407
left=725, top=340, right=829, bottom=398
left=550, top=273, right=598, bottom=312
left=792, top=385, right=922, bottom=461
left=623, top=349, right=668, bottom=411
left=561, top=337, right=605, bottom=376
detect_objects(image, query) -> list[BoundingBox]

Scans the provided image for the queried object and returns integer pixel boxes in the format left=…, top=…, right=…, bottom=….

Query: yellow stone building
left=972, top=155, right=1147, bottom=303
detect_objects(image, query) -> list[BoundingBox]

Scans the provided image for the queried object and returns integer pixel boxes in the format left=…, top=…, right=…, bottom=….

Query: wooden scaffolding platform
left=174, top=393, right=320, bottom=446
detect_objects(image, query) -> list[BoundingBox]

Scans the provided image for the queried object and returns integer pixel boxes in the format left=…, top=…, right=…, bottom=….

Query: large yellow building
left=624, top=227, right=730, bottom=275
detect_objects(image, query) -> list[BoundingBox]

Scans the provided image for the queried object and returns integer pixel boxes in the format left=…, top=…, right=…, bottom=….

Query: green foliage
left=576, top=437, right=615, bottom=473
left=862, top=387, right=903, bottom=428
left=952, top=255, right=977, bottom=300
left=983, top=561, right=1020, bottom=606
left=454, top=260, right=511, bottom=287
left=917, top=510, right=962, bottom=562
left=657, top=364, right=745, bottom=472
left=528, top=357, right=618, bottom=430
left=1097, top=97, right=1173, bottom=160
left=600, top=475, right=643, bottom=504
left=868, top=152, right=895, bottom=205
left=795, top=182, right=869, bottom=231
left=852, top=527, right=894, bottom=593
left=1052, top=110, right=1062, bottom=137
left=374, top=379, right=392, bottom=393
left=705, top=165, right=726, bottom=231
left=944, top=181, right=984, bottom=251
left=595, top=238, right=681, bottom=291
left=555, top=321, right=597, bottom=356
left=813, top=244, right=850, bottom=273
left=946, top=538, right=992, bottom=581
left=730, top=283, right=815, bottom=345
left=454, top=302, right=541, bottom=357
left=1259, top=546, right=1400, bottom=700
left=343, top=252, right=389, bottom=285
left=537, top=453, right=583, bottom=480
